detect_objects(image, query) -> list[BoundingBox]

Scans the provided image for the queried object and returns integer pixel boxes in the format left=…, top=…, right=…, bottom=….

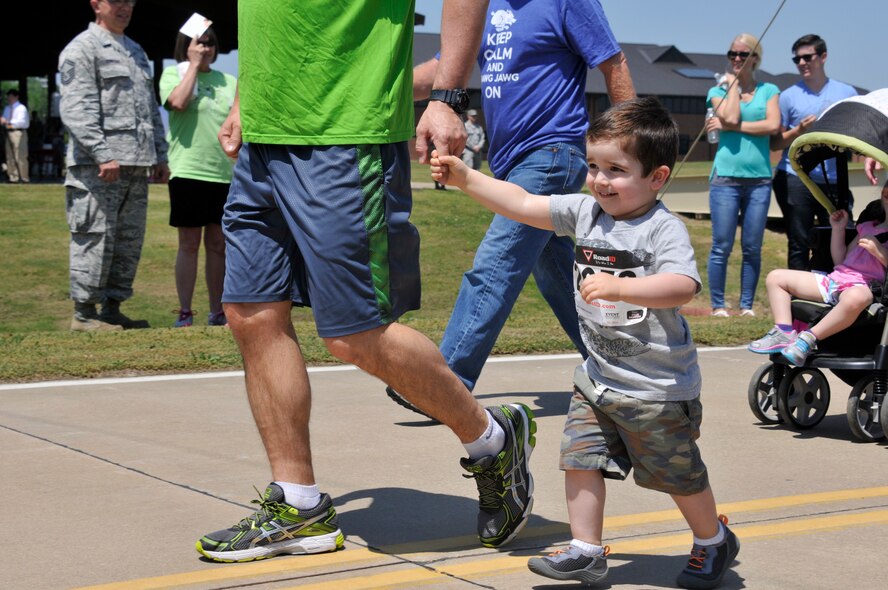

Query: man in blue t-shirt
left=393, top=0, right=634, bottom=414
left=771, top=34, right=857, bottom=270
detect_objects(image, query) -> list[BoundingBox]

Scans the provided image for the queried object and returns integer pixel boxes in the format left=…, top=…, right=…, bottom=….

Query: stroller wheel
left=776, top=368, right=830, bottom=429
left=847, top=375, right=886, bottom=442
left=747, top=362, right=783, bottom=424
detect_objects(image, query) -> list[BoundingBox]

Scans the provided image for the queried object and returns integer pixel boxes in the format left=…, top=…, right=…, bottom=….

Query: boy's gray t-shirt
left=550, top=194, right=702, bottom=401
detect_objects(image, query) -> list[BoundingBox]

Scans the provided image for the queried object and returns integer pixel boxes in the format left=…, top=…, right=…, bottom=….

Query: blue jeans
left=440, top=142, right=588, bottom=390
left=707, top=181, right=772, bottom=310
left=772, top=169, right=852, bottom=270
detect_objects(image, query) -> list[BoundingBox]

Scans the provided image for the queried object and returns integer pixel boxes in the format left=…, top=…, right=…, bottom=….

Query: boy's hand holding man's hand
left=430, top=149, right=471, bottom=190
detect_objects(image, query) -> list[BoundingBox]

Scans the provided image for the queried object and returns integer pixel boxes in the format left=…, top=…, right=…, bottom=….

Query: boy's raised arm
left=431, top=152, right=555, bottom=231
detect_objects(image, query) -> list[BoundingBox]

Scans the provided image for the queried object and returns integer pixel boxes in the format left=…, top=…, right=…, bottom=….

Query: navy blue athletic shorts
left=168, top=177, right=229, bottom=227
left=222, top=142, right=421, bottom=338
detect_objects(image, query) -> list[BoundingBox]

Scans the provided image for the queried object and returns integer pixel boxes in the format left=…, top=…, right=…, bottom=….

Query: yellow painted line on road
left=73, top=486, right=888, bottom=590
left=74, top=547, right=385, bottom=590
left=380, top=485, right=888, bottom=554
left=284, top=509, right=888, bottom=590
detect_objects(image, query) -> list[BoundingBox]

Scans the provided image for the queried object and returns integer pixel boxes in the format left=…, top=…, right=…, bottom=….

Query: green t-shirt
left=706, top=82, right=780, bottom=179
left=237, top=0, right=414, bottom=145
left=160, top=67, right=238, bottom=183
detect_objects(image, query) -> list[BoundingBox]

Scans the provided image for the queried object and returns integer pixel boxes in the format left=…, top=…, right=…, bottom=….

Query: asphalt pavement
left=2, top=348, right=887, bottom=589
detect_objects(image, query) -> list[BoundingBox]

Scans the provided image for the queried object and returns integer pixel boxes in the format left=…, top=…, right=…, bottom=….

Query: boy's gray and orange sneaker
left=748, top=327, right=796, bottom=354
left=676, top=515, right=740, bottom=589
left=196, top=484, right=344, bottom=562
left=528, top=544, right=610, bottom=584
left=461, top=403, right=536, bottom=548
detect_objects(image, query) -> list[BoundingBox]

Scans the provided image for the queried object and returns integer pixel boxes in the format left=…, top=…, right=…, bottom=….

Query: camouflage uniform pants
left=560, top=365, right=709, bottom=496
left=65, top=165, right=149, bottom=304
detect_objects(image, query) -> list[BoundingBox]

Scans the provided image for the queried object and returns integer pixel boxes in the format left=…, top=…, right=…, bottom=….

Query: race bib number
left=575, top=245, right=648, bottom=326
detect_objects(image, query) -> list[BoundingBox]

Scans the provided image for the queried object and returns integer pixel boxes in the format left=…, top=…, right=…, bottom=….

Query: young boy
left=431, top=96, right=739, bottom=590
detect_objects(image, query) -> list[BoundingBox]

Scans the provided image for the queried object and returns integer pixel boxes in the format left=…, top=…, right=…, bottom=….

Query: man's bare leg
left=326, top=321, right=536, bottom=549
left=324, top=322, right=488, bottom=442
left=226, top=301, right=315, bottom=484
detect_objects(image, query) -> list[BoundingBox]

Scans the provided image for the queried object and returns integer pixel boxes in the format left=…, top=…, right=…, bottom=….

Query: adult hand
left=797, top=114, right=817, bottom=134
left=430, top=150, right=470, bottom=190
left=97, top=159, right=120, bottom=183
left=218, top=101, right=242, bottom=159
left=864, top=157, right=882, bottom=185
left=415, top=100, right=468, bottom=179
left=153, top=162, right=170, bottom=183
left=705, top=116, right=723, bottom=132
left=187, top=37, right=210, bottom=66
left=580, top=273, right=622, bottom=304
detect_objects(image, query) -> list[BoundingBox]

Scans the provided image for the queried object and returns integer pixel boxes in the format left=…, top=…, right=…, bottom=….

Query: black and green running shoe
left=196, top=484, right=344, bottom=562
left=461, top=403, right=536, bottom=548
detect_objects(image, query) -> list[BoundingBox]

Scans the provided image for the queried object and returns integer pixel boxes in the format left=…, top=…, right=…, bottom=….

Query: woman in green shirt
left=160, top=27, right=237, bottom=327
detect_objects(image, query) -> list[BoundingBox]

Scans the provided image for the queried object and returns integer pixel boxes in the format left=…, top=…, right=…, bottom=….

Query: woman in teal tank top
left=705, top=33, right=781, bottom=318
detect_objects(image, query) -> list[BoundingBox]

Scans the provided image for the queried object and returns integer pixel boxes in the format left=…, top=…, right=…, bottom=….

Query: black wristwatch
left=429, top=88, right=470, bottom=114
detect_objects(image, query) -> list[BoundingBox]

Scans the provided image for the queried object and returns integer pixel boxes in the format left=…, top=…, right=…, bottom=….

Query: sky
left=209, top=1, right=885, bottom=92
left=405, top=0, right=888, bottom=93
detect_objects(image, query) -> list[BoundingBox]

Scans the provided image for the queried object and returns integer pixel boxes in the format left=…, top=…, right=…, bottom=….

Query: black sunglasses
left=198, top=39, right=216, bottom=47
left=792, top=52, right=821, bottom=64
left=726, top=51, right=753, bottom=60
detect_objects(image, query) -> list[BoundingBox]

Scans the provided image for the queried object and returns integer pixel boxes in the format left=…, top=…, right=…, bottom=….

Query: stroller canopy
left=789, top=88, right=888, bottom=213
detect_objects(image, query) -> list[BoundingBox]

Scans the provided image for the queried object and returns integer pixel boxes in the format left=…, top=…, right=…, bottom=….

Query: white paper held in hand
left=180, top=13, right=212, bottom=39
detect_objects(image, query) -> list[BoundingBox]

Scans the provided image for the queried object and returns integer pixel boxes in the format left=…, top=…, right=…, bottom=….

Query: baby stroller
left=747, top=89, right=888, bottom=442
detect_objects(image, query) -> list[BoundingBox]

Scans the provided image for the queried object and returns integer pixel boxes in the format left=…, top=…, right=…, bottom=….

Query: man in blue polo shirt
left=393, top=0, right=634, bottom=414
left=772, top=34, right=857, bottom=270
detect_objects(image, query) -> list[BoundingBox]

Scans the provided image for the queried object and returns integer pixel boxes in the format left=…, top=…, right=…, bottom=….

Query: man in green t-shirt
left=195, top=1, right=539, bottom=562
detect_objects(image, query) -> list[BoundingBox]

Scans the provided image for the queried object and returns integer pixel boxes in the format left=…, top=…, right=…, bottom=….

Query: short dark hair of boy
left=587, top=96, right=678, bottom=177
left=173, top=28, right=219, bottom=64
left=792, top=34, right=826, bottom=55
left=6, top=88, right=19, bottom=98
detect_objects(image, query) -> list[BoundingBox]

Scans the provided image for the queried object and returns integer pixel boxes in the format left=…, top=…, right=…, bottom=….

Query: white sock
left=463, top=410, right=506, bottom=459
left=570, top=538, right=605, bottom=556
left=694, top=520, right=726, bottom=546
left=275, top=481, right=321, bottom=510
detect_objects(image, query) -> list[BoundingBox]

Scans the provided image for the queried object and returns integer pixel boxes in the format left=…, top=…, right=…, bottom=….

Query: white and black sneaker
left=528, top=544, right=610, bottom=584
left=196, top=484, right=344, bottom=562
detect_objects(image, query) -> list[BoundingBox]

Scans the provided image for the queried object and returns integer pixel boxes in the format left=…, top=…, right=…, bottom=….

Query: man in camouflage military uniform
left=461, top=109, right=485, bottom=170
left=58, top=0, right=169, bottom=331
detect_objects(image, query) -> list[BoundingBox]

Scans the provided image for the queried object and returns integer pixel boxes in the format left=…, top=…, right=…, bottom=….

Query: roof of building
left=414, top=33, right=865, bottom=96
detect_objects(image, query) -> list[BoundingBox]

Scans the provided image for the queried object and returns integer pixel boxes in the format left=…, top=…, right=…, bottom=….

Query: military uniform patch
left=61, top=59, right=76, bottom=85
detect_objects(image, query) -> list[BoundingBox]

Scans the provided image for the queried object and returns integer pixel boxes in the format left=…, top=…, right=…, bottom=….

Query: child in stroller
left=749, top=181, right=888, bottom=365
left=745, top=88, right=888, bottom=441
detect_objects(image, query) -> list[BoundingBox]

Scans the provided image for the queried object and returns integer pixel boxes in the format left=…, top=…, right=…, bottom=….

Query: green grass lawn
left=0, top=180, right=783, bottom=382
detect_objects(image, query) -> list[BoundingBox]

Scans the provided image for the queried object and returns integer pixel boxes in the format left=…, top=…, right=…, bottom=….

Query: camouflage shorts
left=560, top=366, right=709, bottom=496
